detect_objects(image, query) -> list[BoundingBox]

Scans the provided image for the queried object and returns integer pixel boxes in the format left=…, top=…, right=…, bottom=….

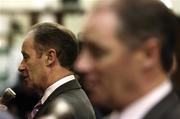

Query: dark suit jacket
left=34, top=79, right=96, bottom=119
left=143, top=91, right=180, bottom=119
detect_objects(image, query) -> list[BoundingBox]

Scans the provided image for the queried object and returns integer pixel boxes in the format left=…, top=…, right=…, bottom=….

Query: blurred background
left=0, top=0, right=98, bottom=93
left=0, top=0, right=180, bottom=119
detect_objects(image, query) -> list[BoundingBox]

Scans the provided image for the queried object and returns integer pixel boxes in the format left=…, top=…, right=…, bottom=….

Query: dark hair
left=31, top=22, right=78, bottom=70
left=111, top=0, right=178, bottom=72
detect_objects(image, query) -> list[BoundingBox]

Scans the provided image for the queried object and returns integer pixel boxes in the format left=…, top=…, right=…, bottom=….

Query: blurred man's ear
left=45, top=49, right=57, bottom=66
left=142, top=38, right=160, bottom=70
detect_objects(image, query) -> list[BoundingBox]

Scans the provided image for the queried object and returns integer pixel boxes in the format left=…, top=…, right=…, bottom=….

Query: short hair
left=31, top=22, right=78, bottom=70
left=109, top=0, right=179, bottom=72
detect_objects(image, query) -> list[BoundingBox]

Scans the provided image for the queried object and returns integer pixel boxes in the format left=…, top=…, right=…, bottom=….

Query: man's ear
left=45, top=49, right=57, bottom=66
left=142, top=38, right=160, bottom=69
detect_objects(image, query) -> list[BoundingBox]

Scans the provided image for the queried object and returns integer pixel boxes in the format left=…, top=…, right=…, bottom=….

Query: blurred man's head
left=75, top=0, right=178, bottom=110
left=18, top=23, right=78, bottom=91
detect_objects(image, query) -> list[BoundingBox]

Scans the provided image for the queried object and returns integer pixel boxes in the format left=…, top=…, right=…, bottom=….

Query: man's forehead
left=93, top=0, right=116, bottom=12
left=24, top=30, right=34, bottom=39
left=22, top=32, right=35, bottom=49
left=84, top=9, right=117, bottom=31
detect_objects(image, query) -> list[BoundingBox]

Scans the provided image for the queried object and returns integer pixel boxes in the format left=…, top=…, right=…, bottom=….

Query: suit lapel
left=35, top=79, right=81, bottom=118
left=143, top=91, right=179, bottom=119
left=44, top=79, right=81, bottom=105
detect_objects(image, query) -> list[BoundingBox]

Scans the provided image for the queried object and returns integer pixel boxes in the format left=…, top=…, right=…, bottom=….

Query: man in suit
left=75, top=0, right=180, bottom=118
left=18, top=22, right=95, bottom=119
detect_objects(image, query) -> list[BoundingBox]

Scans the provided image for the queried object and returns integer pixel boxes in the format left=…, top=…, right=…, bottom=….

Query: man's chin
left=91, top=95, right=113, bottom=113
left=23, top=78, right=35, bottom=90
left=89, top=93, right=110, bottom=108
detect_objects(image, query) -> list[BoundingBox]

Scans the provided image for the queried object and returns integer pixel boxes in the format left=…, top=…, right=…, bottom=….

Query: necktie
left=28, top=100, right=42, bottom=119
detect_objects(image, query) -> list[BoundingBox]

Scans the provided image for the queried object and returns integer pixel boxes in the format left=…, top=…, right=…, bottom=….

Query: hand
left=0, top=97, right=7, bottom=111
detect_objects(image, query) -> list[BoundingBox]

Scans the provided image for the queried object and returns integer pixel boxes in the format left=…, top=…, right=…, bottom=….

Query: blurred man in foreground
left=18, top=22, right=95, bottom=119
left=75, top=0, right=180, bottom=118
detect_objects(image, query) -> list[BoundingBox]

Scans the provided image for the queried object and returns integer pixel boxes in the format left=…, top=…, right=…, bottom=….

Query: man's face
left=75, top=10, right=145, bottom=108
left=18, top=32, right=47, bottom=90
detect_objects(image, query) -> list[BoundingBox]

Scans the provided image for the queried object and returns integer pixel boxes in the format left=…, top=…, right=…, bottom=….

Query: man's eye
left=23, top=56, right=27, bottom=59
left=92, top=50, right=103, bottom=58
left=82, top=40, right=108, bottom=59
left=23, top=55, right=29, bottom=61
left=90, top=48, right=107, bottom=59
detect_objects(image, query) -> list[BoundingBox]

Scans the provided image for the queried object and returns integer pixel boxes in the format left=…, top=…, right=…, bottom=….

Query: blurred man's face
left=75, top=9, right=145, bottom=108
left=18, top=32, right=48, bottom=90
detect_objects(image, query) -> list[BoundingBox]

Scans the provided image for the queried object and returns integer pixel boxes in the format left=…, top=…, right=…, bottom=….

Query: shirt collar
left=41, top=75, right=75, bottom=104
left=109, top=79, right=172, bottom=119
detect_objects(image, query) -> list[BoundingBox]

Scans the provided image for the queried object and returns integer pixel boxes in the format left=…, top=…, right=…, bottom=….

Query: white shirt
left=108, top=80, right=172, bottom=119
left=41, top=75, right=75, bottom=104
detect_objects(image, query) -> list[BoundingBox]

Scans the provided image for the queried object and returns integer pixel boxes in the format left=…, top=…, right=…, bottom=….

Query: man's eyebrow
left=83, top=40, right=104, bottom=50
left=80, top=34, right=107, bottom=51
left=81, top=40, right=95, bottom=48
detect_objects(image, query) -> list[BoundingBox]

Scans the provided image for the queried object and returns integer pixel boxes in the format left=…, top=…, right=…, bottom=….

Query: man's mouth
left=22, top=73, right=29, bottom=80
left=24, top=76, right=29, bottom=80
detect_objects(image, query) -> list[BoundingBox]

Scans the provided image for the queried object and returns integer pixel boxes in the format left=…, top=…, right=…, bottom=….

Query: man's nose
left=18, top=61, right=26, bottom=72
